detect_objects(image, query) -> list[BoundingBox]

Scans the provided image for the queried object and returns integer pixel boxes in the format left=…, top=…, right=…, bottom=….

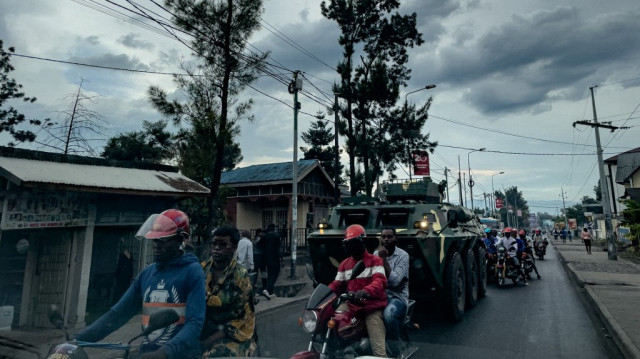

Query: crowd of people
left=483, top=227, right=544, bottom=286
left=74, top=210, right=415, bottom=358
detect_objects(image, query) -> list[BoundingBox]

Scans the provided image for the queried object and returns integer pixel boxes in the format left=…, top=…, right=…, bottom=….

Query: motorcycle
left=47, top=305, right=179, bottom=359
left=291, top=262, right=418, bottom=359
left=495, top=246, right=521, bottom=286
left=535, top=240, right=547, bottom=260
left=485, top=251, right=498, bottom=282
left=521, top=251, right=535, bottom=280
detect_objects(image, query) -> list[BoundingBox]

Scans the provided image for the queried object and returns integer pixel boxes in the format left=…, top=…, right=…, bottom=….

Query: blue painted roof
left=221, top=159, right=319, bottom=184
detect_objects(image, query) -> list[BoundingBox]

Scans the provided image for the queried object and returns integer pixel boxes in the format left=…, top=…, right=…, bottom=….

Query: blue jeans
left=383, top=297, right=407, bottom=340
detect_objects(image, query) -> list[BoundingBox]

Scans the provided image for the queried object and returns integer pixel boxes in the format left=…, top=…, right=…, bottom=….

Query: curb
left=584, top=286, right=640, bottom=359
left=553, top=243, right=640, bottom=358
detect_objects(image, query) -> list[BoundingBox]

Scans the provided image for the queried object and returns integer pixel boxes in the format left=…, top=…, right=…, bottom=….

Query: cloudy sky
left=2, top=0, right=640, bottom=213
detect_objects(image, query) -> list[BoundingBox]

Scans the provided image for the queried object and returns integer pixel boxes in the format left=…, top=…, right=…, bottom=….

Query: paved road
left=257, top=244, right=620, bottom=358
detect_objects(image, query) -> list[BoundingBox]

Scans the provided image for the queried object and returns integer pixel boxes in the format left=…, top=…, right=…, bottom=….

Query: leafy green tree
left=321, top=0, right=423, bottom=196
left=594, top=181, right=602, bottom=201
left=151, top=0, right=267, bottom=229
left=0, top=41, right=50, bottom=146
left=495, top=186, right=530, bottom=228
left=581, top=195, right=598, bottom=205
left=377, top=98, right=437, bottom=181
left=620, top=199, right=640, bottom=247
left=102, top=120, right=173, bottom=162
left=300, top=119, right=343, bottom=184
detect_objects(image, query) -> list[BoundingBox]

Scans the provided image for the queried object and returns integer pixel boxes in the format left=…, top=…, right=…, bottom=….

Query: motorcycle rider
left=328, top=224, right=388, bottom=357
left=532, top=229, right=549, bottom=255
left=375, top=227, right=409, bottom=356
left=518, top=229, right=541, bottom=279
left=75, top=209, right=206, bottom=359
left=494, top=227, right=528, bottom=285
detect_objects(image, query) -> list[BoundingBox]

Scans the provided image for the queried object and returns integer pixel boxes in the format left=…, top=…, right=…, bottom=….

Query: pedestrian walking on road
left=253, top=229, right=267, bottom=292
left=581, top=227, right=593, bottom=254
left=262, top=223, right=280, bottom=298
left=561, top=229, right=567, bottom=243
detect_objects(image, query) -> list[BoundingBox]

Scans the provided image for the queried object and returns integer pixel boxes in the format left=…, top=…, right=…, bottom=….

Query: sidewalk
left=553, top=239, right=640, bottom=358
left=0, top=256, right=313, bottom=359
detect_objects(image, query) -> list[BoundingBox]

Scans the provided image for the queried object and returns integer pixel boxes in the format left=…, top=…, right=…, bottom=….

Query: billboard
left=495, top=198, right=503, bottom=209
left=413, top=151, right=430, bottom=176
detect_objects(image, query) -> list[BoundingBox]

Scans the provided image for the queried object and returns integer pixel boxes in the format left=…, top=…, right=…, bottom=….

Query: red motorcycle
left=291, top=262, right=417, bottom=359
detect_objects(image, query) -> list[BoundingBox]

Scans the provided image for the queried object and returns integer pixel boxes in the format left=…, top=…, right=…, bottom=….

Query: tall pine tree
left=300, top=119, right=343, bottom=185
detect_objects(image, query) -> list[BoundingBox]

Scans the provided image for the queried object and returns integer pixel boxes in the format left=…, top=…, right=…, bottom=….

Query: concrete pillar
left=66, top=203, right=96, bottom=329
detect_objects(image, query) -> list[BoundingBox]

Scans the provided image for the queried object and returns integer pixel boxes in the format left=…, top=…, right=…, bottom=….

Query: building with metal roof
left=0, top=146, right=208, bottom=329
left=220, top=159, right=337, bottom=254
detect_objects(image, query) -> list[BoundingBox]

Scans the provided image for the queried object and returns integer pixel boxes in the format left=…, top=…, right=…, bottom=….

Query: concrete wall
left=237, top=201, right=263, bottom=231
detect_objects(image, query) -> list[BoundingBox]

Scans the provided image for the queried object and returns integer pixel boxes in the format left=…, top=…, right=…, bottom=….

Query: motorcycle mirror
left=350, top=260, right=366, bottom=280
left=48, top=304, right=64, bottom=329
left=142, top=309, right=179, bottom=336
left=305, top=263, right=318, bottom=286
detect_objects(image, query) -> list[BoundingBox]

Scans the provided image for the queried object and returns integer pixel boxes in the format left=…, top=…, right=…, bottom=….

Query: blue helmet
left=484, top=228, right=491, bottom=234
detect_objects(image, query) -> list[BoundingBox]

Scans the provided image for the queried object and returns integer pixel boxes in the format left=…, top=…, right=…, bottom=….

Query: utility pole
left=572, top=86, right=623, bottom=260
left=463, top=173, right=467, bottom=207
left=333, top=93, right=340, bottom=204
left=289, top=71, right=302, bottom=278
left=444, top=167, right=450, bottom=203
left=560, top=187, right=569, bottom=231
left=513, top=187, right=519, bottom=229
left=458, top=155, right=463, bottom=206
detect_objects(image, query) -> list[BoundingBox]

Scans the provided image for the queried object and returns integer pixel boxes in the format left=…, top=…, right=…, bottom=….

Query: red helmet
left=518, top=230, right=526, bottom=235
left=503, top=227, right=512, bottom=234
left=136, top=209, right=190, bottom=240
left=344, top=224, right=365, bottom=242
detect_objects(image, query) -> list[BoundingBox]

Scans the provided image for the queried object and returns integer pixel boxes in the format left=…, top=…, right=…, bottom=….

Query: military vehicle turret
left=307, top=177, right=486, bottom=321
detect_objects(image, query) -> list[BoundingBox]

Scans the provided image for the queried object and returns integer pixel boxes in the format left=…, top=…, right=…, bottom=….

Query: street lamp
left=467, top=147, right=486, bottom=211
left=404, top=84, right=436, bottom=180
left=491, top=171, right=504, bottom=217
left=405, top=84, right=436, bottom=102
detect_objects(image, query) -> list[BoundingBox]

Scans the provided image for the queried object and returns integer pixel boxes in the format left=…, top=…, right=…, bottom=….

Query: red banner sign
left=413, top=151, right=430, bottom=176
left=495, top=198, right=504, bottom=209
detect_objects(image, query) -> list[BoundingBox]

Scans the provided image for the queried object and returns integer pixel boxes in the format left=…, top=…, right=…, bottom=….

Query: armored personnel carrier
left=307, top=177, right=486, bottom=321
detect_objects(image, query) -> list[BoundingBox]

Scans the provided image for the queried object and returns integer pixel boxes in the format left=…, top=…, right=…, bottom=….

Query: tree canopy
left=0, top=41, right=50, bottom=146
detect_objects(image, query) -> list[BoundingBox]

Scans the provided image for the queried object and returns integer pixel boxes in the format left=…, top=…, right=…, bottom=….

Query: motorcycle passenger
left=533, top=229, right=548, bottom=255
left=328, top=224, right=388, bottom=357
left=519, top=229, right=541, bottom=279
left=375, top=227, right=409, bottom=356
left=484, top=228, right=497, bottom=257
left=200, top=225, right=257, bottom=357
left=494, top=228, right=528, bottom=286
left=75, top=209, right=206, bottom=359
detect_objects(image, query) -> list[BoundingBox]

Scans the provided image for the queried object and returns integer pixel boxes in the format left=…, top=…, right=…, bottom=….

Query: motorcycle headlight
left=302, top=309, right=318, bottom=334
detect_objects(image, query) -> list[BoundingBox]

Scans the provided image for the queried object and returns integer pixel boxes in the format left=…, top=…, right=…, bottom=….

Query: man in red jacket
left=328, top=224, right=387, bottom=357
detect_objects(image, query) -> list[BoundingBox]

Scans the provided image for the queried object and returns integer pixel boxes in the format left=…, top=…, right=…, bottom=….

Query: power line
left=430, top=114, right=634, bottom=150
left=437, top=144, right=617, bottom=156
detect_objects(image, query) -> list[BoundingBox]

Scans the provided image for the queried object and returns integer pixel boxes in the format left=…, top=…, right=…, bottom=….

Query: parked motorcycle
left=46, top=305, right=179, bottom=359
left=495, top=246, right=520, bottom=286
left=291, top=262, right=418, bottom=359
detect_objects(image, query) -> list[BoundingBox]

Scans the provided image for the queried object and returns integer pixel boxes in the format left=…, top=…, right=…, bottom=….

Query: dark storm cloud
left=402, top=0, right=466, bottom=43
left=252, top=19, right=341, bottom=94
left=68, top=53, right=152, bottom=71
left=118, top=33, right=155, bottom=50
left=433, top=6, right=640, bottom=114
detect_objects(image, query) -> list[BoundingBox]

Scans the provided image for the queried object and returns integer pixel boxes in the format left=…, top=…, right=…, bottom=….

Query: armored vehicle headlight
left=318, top=222, right=331, bottom=229
left=302, top=309, right=318, bottom=333
left=413, top=220, right=428, bottom=229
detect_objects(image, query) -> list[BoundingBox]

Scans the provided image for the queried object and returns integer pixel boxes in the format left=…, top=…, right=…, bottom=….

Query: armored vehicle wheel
left=443, top=251, right=466, bottom=322
left=476, top=246, right=487, bottom=298
left=464, top=249, right=478, bottom=309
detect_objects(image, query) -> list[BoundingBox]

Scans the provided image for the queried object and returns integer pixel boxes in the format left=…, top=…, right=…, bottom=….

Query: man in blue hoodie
left=76, top=209, right=205, bottom=359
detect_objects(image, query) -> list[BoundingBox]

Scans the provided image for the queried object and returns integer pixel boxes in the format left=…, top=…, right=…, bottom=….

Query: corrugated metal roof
left=221, top=159, right=319, bottom=184
left=0, top=157, right=209, bottom=195
left=614, top=152, right=640, bottom=184
left=605, top=146, right=640, bottom=164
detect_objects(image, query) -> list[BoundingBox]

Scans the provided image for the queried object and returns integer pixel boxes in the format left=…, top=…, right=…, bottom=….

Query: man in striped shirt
left=328, top=224, right=388, bottom=357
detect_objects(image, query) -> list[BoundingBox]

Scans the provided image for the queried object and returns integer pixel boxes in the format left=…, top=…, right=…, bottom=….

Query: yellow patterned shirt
left=200, top=259, right=256, bottom=357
